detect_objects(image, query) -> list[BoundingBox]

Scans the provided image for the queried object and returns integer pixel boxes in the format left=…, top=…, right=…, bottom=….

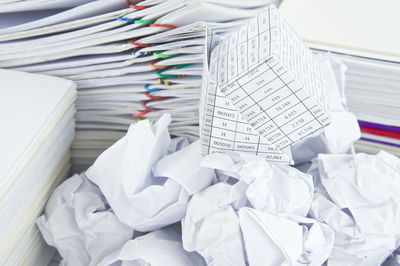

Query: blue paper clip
left=117, top=18, right=155, bottom=23
left=116, top=17, right=136, bottom=22
left=132, top=50, right=147, bottom=56
left=144, top=84, right=161, bottom=92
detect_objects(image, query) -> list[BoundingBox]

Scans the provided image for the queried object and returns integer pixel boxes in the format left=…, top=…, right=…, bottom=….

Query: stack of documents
left=0, top=0, right=93, bottom=13
left=0, top=69, right=76, bottom=265
left=0, top=0, right=279, bottom=171
left=279, top=0, right=400, bottom=157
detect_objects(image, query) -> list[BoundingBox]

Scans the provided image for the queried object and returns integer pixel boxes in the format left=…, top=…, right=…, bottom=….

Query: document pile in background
left=0, top=69, right=76, bottom=265
left=280, top=0, right=400, bottom=157
left=0, top=0, right=280, bottom=172
left=0, top=0, right=93, bottom=12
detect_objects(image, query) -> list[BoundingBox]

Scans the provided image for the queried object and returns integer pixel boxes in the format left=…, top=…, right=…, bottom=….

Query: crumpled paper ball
left=98, top=228, right=206, bottom=266
left=36, top=174, right=133, bottom=266
left=309, top=151, right=400, bottom=265
left=86, top=113, right=215, bottom=231
left=182, top=152, right=334, bottom=266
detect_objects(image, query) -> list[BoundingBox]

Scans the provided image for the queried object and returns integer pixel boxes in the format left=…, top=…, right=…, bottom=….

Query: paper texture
left=0, top=69, right=75, bottom=192
left=36, top=174, right=133, bottom=266
left=86, top=113, right=215, bottom=231
left=289, top=55, right=360, bottom=163
left=98, top=228, right=206, bottom=266
left=182, top=151, right=334, bottom=266
left=308, top=151, right=400, bottom=265
left=200, top=5, right=331, bottom=164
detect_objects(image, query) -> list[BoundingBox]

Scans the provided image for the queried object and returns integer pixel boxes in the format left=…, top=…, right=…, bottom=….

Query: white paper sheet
left=98, top=228, right=206, bottom=266
left=201, top=152, right=314, bottom=217
left=0, top=0, right=126, bottom=34
left=200, top=5, right=332, bottom=165
left=86, top=114, right=214, bottom=231
left=36, top=174, right=133, bottom=266
left=309, top=151, right=400, bottom=265
left=289, top=54, right=360, bottom=163
left=182, top=151, right=335, bottom=266
left=239, top=207, right=304, bottom=266
left=182, top=182, right=248, bottom=266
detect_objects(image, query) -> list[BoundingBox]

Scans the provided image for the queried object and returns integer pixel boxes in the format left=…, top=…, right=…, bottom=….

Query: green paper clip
left=153, top=51, right=178, bottom=59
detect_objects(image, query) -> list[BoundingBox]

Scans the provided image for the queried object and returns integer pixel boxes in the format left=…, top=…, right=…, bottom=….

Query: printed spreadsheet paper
left=200, top=5, right=331, bottom=164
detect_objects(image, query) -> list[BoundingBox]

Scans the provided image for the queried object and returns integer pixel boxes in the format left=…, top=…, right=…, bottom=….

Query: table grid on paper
left=200, top=5, right=330, bottom=164
left=220, top=58, right=329, bottom=150
left=201, top=78, right=287, bottom=162
left=200, top=6, right=288, bottom=160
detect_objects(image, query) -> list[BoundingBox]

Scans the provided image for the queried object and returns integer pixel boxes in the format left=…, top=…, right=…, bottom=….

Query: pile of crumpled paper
left=37, top=56, right=400, bottom=266
left=37, top=113, right=400, bottom=266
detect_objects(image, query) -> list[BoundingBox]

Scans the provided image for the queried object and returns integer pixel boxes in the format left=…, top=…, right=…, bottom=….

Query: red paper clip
left=132, top=109, right=151, bottom=118
left=129, top=4, right=147, bottom=9
left=132, top=101, right=154, bottom=118
left=149, top=24, right=178, bottom=29
left=144, top=91, right=167, bottom=100
left=129, top=39, right=151, bottom=47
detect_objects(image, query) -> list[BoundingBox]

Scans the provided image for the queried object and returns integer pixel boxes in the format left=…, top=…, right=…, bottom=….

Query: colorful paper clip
left=132, top=101, right=153, bottom=118
left=144, top=91, right=166, bottom=100
left=153, top=51, right=178, bottom=59
left=149, top=24, right=178, bottom=29
left=156, top=67, right=176, bottom=78
left=132, top=50, right=148, bottom=56
left=129, top=4, right=147, bottom=9
left=116, top=18, right=155, bottom=24
left=148, top=60, right=167, bottom=69
left=132, top=109, right=151, bottom=118
left=155, top=63, right=192, bottom=78
left=144, top=84, right=161, bottom=92
left=129, top=39, right=151, bottom=47
left=175, top=63, right=193, bottom=69
left=116, top=18, right=154, bottom=24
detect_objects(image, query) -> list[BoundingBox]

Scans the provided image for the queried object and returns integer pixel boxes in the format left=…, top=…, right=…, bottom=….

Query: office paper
left=0, top=69, right=76, bottom=265
left=86, top=114, right=215, bottom=231
left=182, top=151, right=334, bottom=266
left=200, top=5, right=331, bottom=164
left=309, top=151, right=400, bottom=265
left=0, top=0, right=284, bottom=169
left=0, top=69, right=76, bottom=197
left=37, top=173, right=133, bottom=266
left=97, top=228, right=206, bottom=266
left=0, top=0, right=126, bottom=35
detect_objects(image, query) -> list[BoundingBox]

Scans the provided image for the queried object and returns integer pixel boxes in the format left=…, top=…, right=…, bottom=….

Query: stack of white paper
left=0, top=69, right=76, bottom=265
left=0, top=0, right=93, bottom=13
left=279, top=0, right=400, bottom=157
left=0, top=0, right=279, bottom=171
